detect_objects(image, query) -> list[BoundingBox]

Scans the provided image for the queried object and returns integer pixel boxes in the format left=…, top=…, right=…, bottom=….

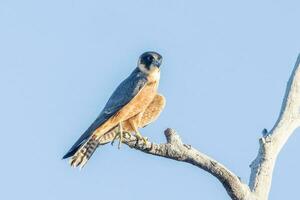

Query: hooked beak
left=153, top=59, right=162, bottom=68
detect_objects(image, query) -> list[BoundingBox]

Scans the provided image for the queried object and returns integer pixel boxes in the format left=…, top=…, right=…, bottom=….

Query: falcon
left=63, top=51, right=165, bottom=168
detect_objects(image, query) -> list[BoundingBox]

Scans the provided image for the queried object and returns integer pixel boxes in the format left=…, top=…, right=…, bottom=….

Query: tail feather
left=69, top=137, right=99, bottom=169
left=68, top=129, right=118, bottom=169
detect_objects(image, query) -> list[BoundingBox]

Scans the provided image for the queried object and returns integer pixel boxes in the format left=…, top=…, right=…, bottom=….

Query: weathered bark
left=248, top=54, right=300, bottom=200
left=121, top=54, right=300, bottom=200
left=123, top=129, right=252, bottom=200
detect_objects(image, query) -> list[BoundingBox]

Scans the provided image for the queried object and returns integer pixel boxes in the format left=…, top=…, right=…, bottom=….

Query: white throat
left=138, top=64, right=160, bottom=82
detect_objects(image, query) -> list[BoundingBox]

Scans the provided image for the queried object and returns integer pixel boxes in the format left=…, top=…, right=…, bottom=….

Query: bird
left=101, top=93, right=165, bottom=146
left=62, top=51, right=165, bottom=168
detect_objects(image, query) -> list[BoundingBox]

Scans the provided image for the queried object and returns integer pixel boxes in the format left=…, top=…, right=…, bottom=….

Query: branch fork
left=121, top=54, right=300, bottom=200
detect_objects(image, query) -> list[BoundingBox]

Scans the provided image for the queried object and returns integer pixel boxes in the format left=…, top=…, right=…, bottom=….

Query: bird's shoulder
left=62, top=68, right=148, bottom=159
left=101, top=68, right=148, bottom=114
left=87, top=68, right=148, bottom=133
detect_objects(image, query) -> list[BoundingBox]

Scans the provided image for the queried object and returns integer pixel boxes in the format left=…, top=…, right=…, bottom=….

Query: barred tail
left=69, top=129, right=118, bottom=169
left=69, top=137, right=99, bottom=169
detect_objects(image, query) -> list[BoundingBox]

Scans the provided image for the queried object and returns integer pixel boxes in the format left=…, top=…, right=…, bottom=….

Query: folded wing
left=62, top=68, right=148, bottom=159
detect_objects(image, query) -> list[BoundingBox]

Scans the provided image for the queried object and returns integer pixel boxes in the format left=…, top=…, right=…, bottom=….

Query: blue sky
left=1, top=0, right=300, bottom=199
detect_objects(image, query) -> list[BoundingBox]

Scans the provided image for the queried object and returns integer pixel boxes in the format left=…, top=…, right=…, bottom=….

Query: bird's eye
left=147, top=56, right=153, bottom=61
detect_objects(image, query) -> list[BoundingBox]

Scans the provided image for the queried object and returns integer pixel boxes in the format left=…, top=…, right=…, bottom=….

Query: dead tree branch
left=123, top=129, right=251, bottom=200
left=122, top=54, right=300, bottom=200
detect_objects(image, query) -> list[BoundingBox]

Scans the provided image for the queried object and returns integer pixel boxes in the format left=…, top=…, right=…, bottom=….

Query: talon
left=136, top=134, right=147, bottom=144
left=111, top=122, right=124, bottom=148
left=130, top=122, right=147, bottom=145
left=142, top=137, right=147, bottom=144
left=124, top=131, right=131, bottom=139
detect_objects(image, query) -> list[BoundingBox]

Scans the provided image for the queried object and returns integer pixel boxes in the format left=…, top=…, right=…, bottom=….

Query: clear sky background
left=1, top=0, right=300, bottom=199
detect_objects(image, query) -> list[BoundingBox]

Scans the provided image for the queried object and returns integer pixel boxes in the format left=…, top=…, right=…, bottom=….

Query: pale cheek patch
left=138, top=64, right=150, bottom=74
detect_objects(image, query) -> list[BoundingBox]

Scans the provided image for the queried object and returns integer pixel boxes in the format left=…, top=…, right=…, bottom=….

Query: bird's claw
left=123, top=131, right=131, bottom=139
left=110, top=131, right=123, bottom=148
left=111, top=130, right=133, bottom=150
left=136, top=135, right=148, bottom=144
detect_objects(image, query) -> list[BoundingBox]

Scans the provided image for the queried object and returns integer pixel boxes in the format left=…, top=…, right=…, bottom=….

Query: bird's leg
left=111, top=122, right=123, bottom=148
left=118, top=122, right=123, bottom=149
left=130, top=122, right=147, bottom=144
left=126, top=114, right=148, bottom=144
left=111, top=128, right=118, bottom=146
left=135, top=130, right=147, bottom=144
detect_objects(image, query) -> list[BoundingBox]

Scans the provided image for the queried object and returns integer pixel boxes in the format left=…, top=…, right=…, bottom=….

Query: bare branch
left=249, top=54, right=300, bottom=200
left=123, top=128, right=251, bottom=200
left=120, top=54, right=300, bottom=200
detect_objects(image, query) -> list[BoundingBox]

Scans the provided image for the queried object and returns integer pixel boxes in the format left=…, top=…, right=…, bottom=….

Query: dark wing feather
left=63, top=68, right=147, bottom=159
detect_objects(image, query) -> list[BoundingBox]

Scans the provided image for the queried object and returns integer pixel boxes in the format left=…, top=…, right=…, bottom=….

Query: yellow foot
left=111, top=123, right=124, bottom=149
left=111, top=132, right=123, bottom=149
left=110, top=131, right=119, bottom=146
left=135, top=132, right=148, bottom=144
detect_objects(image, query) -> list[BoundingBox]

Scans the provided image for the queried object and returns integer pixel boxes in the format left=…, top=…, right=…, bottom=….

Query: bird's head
left=138, top=51, right=162, bottom=74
